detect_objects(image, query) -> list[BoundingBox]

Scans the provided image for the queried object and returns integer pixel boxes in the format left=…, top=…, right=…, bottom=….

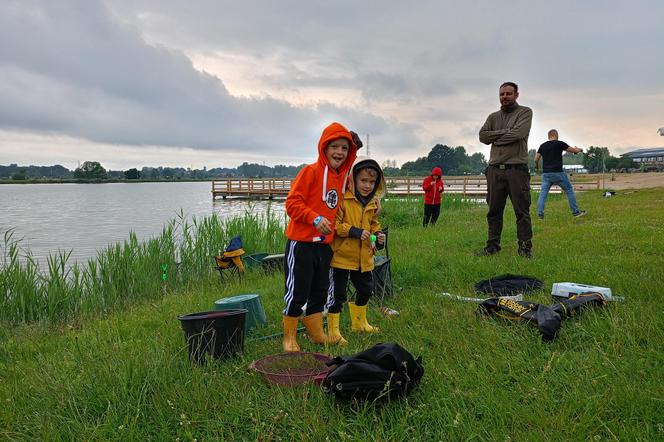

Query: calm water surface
left=0, top=182, right=285, bottom=267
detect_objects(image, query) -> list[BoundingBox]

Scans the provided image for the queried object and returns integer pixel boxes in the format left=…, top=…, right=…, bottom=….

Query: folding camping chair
left=371, top=227, right=394, bottom=307
left=214, top=235, right=245, bottom=282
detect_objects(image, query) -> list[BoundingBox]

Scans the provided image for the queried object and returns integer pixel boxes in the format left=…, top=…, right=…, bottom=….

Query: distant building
left=562, top=164, right=588, bottom=173
left=622, top=147, right=664, bottom=171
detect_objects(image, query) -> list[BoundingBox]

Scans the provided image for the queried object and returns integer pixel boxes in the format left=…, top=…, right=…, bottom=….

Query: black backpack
left=321, top=343, right=424, bottom=402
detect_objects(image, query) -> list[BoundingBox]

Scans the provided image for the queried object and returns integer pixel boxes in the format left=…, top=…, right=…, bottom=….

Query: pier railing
left=211, top=176, right=600, bottom=199
left=212, top=178, right=292, bottom=199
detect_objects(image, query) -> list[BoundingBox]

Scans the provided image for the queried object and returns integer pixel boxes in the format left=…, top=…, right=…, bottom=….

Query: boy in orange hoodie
left=282, top=122, right=359, bottom=352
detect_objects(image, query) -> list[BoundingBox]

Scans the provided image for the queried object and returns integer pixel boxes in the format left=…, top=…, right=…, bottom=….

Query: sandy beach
left=592, top=172, right=664, bottom=190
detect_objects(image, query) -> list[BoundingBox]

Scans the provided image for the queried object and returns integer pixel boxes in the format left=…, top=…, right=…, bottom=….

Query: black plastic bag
left=322, top=343, right=424, bottom=402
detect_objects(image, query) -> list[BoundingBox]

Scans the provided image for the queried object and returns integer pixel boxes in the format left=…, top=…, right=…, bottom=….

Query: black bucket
left=178, top=309, right=247, bottom=364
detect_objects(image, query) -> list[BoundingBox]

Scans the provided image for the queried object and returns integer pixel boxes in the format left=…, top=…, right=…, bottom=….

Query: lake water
left=0, top=182, right=285, bottom=267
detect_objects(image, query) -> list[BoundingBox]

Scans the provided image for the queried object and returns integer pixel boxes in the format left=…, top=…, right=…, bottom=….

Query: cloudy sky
left=1, top=0, right=662, bottom=171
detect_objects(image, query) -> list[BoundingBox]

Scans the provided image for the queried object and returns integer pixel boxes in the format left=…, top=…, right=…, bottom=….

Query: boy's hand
left=315, top=217, right=332, bottom=235
left=376, top=232, right=385, bottom=245
left=360, top=230, right=371, bottom=241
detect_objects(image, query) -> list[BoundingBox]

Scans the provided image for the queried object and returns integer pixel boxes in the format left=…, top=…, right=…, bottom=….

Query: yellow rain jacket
left=331, top=156, right=386, bottom=272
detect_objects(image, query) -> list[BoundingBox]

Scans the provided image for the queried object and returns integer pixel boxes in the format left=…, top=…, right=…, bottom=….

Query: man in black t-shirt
left=534, top=129, right=586, bottom=219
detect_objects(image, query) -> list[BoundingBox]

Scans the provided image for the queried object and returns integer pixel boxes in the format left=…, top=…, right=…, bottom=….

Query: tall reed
left=0, top=196, right=462, bottom=324
left=0, top=209, right=286, bottom=325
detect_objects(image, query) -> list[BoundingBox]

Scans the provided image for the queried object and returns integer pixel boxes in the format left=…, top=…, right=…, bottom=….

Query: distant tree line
left=1, top=164, right=72, bottom=180
left=581, top=146, right=636, bottom=173
left=0, top=144, right=638, bottom=181
left=398, top=144, right=488, bottom=176
left=394, top=144, right=635, bottom=176
left=0, top=161, right=307, bottom=181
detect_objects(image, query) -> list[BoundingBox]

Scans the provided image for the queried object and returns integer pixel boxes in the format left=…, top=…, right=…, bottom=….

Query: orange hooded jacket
left=285, top=122, right=358, bottom=244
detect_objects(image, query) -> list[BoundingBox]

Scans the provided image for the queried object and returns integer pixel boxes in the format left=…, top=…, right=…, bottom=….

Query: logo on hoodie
left=325, top=189, right=339, bottom=209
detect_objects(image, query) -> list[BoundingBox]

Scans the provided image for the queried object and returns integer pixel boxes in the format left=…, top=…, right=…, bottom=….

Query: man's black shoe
left=518, top=248, right=533, bottom=259
left=475, top=247, right=500, bottom=256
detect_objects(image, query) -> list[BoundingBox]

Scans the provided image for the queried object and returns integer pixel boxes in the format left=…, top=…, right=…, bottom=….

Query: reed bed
left=0, top=208, right=286, bottom=325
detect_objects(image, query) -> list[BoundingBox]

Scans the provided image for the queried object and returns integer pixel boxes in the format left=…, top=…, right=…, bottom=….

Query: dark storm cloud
left=0, top=0, right=418, bottom=159
left=114, top=0, right=662, bottom=112
left=1, top=0, right=663, bottom=167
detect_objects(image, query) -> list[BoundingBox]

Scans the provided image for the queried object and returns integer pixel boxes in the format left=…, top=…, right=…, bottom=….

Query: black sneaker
left=573, top=210, right=587, bottom=218
left=475, top=246, right=501, bottom=256
left=518, top=247, right=533, bottom=259
left=537, top=213, right=544, bottom=220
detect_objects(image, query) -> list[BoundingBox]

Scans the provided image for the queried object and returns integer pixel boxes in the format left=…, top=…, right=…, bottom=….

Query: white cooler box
left=551, top=282, right=614, bottom=301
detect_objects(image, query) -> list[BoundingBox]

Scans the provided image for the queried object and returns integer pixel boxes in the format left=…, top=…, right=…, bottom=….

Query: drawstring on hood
left=321, top=166, right=351, bottom=202
left=322, top=165, right=328, bottom=202
left=317, top=122, right=358, bottom=202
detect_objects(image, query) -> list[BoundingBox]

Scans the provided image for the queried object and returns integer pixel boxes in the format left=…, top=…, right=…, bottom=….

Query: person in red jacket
left=422, top=166, right=445, bottom=226
left=282, top=122, right=360, bottom=352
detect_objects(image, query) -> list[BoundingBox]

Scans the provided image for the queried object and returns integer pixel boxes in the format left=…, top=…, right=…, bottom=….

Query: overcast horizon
left=1, top=1, right=663, bottom=171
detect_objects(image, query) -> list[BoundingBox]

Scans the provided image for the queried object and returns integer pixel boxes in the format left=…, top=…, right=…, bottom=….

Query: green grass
left=1, top=189, right=663, bottom=440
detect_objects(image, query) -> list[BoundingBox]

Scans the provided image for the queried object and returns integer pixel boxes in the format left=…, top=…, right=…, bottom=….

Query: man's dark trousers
left=485, top=164, right=533, bottom=250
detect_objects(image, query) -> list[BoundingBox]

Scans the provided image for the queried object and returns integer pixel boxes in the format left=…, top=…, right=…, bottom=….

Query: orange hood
left=316, top=122, right=359, bottom=202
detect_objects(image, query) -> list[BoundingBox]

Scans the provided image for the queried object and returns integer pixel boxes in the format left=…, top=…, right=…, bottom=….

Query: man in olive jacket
left=478, top=81, right=533, bottom=258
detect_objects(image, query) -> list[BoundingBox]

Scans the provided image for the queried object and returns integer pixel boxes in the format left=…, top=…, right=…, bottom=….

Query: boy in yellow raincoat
left=326, top=156, right=386, bottom=344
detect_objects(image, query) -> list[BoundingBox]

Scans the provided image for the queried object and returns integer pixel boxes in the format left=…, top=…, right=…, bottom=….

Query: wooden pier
left=211, top=176, right=601, bottom=200
left=212, top=178, right=292, bottom=199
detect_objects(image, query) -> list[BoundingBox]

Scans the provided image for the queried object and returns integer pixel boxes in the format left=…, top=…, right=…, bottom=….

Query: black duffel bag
left=321, top=343, right=424, bottom=402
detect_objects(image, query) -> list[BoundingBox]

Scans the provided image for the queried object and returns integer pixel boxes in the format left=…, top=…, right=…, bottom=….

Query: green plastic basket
left=214, top=294, right=267, bottom=333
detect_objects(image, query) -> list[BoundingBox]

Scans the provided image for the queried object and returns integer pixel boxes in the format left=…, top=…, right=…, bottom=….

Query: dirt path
left=595, top=172, right=664, bottom=190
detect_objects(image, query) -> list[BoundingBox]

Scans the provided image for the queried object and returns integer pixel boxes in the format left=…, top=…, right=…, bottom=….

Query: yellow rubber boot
left=302, top=312, right=330, bottom=345
left=282, top=315, right=300, bottom=352
left=326, top=312, right=348, bottom=345
left=349, top=302, right=380, bottom=333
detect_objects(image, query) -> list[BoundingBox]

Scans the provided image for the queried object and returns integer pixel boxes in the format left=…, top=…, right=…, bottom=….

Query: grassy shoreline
left=1, top=190, right=663, bottom=440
